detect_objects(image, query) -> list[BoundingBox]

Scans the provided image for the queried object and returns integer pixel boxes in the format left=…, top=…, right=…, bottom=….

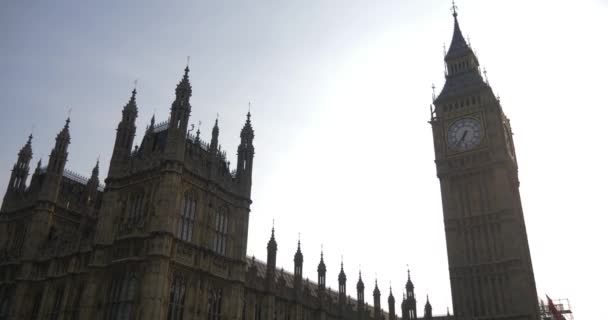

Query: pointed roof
left=445, top=10, right=473, bottom=60
left=19, top=134, right=33, bottom=158
left=56, top=117, right=71, bottom=144
left=406, top=268, right=414, bottom=290
left=267, top=226, right=277, bottom=251
left=373, top=279, right=380, bottom=296
left=240, top=110, right=254, bottom=141
left=388, top=285, right=395, bottom=303
left=212, top=116, right=219, bottom=133
left=338, top=260, right=346, bottom=283
left=175, top=66, right=192, bottom=98
left=294, top=238, right=303, bottom=265
left=147, top=114, right=156, bottom=133
left=357, top=270, right=364, bottom=290
left=194, top=128, right=201, bottom=144
left=91, top=159, right=100, bottom=179
left=124, top=88, right=137, bottom=113
left=317, top=250, right=326, bottom=274
left=434, top=6, right=488, bottom=104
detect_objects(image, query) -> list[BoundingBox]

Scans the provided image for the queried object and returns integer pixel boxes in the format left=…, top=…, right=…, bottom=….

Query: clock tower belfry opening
left=430, top=6, right=540, bottom=320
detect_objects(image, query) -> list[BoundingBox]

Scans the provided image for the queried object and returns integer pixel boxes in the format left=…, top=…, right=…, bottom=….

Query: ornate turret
left=406, top=269, right=414, bottom=297
left=194, top=127, right=201, bottom=145
left=165, top=66, right=192, bottom=162
left=237, top=111, right=254, bottom=194
left=2, top=134, right=33, bottom=210
left=373, top=280, right=381, bottom=319
left=266, top=225, right=277, bottom=289
left=84, top=159, right=100, bottom=205
left=7, top=134, right=33, bottom=191
left=388, top=286, right=396, bottom=320
left=424, top=295, right=433, bottom=319
left=404, top=269, right=417, bottom=319
left=49, top=118, right=70, bottom=173
left=40, top=118, right=71, bottom=202
left=317, top=250, right=326, bottom=290
left=108, top=88, right=137, bottom=178
left=357, top=270, right=365, bottom=312
left=294, top=238, right=303, bottom=285
left=210, top=117, right=219, bottom=152
left=338, top=259, right=347, bottom=305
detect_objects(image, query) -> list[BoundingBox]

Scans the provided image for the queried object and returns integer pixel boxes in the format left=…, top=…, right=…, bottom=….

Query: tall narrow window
left=68, top=284, right=85, bottom=320
left=207, top=288, right=223, bottom=320
left=104, top=271, right=137, bottom=320
left=254, top=302, right=262, bottom=320
left=212, top=207, right=228, bottom=255
left=127, top=193, right=145, bottom=225
left=178, top=194, right=196, bottom=242
left=167, top=274, right=186, bottom=320
left=48, top=286, right=65, bottom=320
left=0, top=286, right=13, bottom=320
left=30, top=291, right=43, bottom=320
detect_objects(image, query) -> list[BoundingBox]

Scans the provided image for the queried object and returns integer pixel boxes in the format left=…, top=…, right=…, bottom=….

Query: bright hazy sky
left=1, top=0, right=606, bottom=318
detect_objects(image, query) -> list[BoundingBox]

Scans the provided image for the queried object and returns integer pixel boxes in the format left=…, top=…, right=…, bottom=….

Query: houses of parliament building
left=0, top=7, right=540, bottom=320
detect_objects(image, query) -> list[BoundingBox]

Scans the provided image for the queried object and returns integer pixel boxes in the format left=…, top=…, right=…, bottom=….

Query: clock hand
left=458, top=130, right=468, bottom=146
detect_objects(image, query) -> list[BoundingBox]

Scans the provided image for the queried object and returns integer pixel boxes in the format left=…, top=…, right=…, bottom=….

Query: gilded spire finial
left=246, top=102, right=252, bottom=122
left=451, top=0, right=458, bottom=17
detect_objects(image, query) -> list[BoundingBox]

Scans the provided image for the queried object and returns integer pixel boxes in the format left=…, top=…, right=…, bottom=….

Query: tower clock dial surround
left=447, top=118, right=482, bottom=151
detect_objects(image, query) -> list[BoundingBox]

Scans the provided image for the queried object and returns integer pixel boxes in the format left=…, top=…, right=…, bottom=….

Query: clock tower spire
left=430, top=8, right=539, bottom=320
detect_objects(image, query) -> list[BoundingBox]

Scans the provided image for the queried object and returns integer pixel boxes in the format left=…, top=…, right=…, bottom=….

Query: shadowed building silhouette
left=0, top=5, right=540, bottom=320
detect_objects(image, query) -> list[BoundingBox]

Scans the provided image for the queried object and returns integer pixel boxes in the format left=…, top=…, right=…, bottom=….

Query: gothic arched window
left=207, top=288, right=223, bottom=320
left=254, top=302, right=262, bottom=320
left=167, top=274, right=186, bottom=320
left=178, top=194, right=196, bottom=242
left=212, top=206, right=229, bottom=255
left=30, top=290, right=43, bottom=320
left=68, top=284, right=85, bottom=320
left=127, top=193, right=145, bottom=225
left=104, top=271, right=137, bottom=320
left=47, top=286, right=65, bottom=320
left=0, top=285, right=14, bottom=320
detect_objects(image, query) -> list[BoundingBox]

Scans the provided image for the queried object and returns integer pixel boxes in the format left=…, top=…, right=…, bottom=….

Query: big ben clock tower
left=430, top=7, right=540, bottom=320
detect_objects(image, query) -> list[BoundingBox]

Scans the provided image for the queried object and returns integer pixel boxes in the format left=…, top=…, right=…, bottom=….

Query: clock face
left=447, top=118, right=482, bottom=151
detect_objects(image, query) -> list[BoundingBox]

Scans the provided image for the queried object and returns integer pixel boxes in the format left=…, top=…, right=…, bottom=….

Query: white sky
left=1, top=0, right=606, bottom=318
